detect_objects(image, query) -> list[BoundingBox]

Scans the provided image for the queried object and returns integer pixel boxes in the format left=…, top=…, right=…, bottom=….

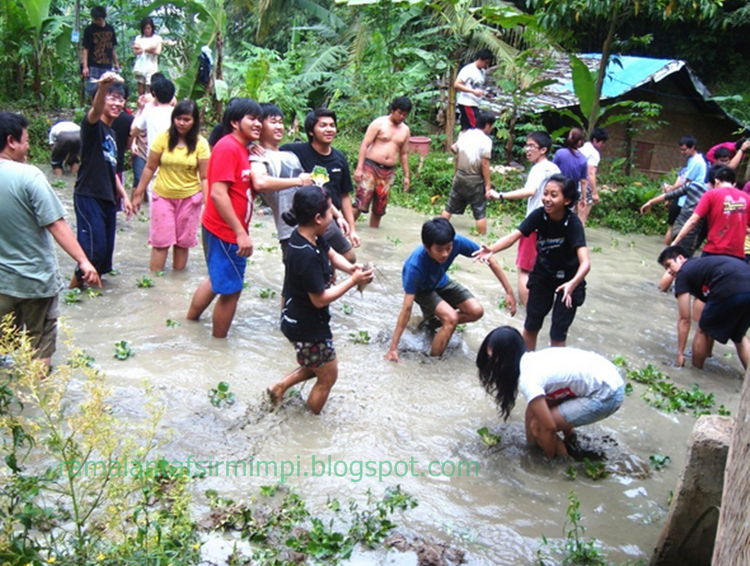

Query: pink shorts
left=516, top=232, right=537, bottom=272
left=149, top=192, right=203, bottom=249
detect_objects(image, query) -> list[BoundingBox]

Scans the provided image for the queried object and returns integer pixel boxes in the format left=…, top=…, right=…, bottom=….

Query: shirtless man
left=353, top=97, right=412, bottom=228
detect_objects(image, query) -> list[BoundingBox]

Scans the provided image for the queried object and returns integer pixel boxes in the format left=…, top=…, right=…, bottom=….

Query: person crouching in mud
left=476, top=326, right=625, bottom=458
left=267, top=187, right=373, bottom=414
left=386, top=217, right=516, bottom=362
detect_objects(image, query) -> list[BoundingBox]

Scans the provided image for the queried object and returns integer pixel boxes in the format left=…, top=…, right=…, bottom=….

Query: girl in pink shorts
left=132, top=99, right=210, bottom=271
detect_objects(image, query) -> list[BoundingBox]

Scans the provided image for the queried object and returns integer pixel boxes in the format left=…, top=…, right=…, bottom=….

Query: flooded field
left=48, top=173, right=744, bottom=565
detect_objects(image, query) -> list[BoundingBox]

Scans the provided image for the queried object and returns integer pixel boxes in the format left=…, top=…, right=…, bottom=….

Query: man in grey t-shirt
left=0, top=113, right=100, bottom=365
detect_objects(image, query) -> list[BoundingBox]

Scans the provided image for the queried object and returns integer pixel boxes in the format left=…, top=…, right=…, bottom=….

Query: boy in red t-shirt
left=187, top=98, right=262, bottom=337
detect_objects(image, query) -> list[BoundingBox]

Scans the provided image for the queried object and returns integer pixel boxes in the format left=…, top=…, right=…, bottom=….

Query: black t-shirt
left=280, top=230, right=334, bottom=342
left=674, top=255, right=750, bottom=302
left=74, top=116, right=119, bottom=204
left=83, top=23, right=118, bottom=68
left=111, top=111, right=133, bottom=174
left=208, top=123, right=227, bottom=148
left=280, top=142, right=352, bottom=211
left=518, top=208, right=586, bottom=279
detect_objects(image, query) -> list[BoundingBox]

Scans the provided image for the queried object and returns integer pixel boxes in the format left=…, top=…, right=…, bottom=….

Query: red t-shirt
left=202, top=134, right=253, bottom=243
left=694, top=186, right=749, bottom=258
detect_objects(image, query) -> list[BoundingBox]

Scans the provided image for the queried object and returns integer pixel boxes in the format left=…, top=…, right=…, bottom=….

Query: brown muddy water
left=47, top=171, right=743, bottom=565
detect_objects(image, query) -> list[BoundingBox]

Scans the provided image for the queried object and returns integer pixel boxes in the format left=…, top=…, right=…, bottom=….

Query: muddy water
left=50, top=175, right=744, bottom=565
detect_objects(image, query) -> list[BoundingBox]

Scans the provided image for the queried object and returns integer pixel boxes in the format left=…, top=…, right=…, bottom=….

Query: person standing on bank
left=577, top=128, right=608, bottom=227
left=476, top=326, right=625, bottom=458
left=0, top=112, right=101, bottom=367
left=81, top=6, right=119, bottom=98
left=267, top=187, right=373, bottom=414
left=454, top=49, right=493, bottom=133
left=132, top=16, right=163, bottom=97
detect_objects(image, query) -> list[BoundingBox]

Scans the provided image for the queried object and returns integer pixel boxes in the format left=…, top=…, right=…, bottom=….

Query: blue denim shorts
left=202, top=226, right=247, bottom=295
left=558, top=384, right=625, bottom=428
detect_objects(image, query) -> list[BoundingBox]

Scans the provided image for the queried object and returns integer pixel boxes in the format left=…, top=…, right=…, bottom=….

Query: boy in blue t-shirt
left=386, top=217, right=516, bottom=361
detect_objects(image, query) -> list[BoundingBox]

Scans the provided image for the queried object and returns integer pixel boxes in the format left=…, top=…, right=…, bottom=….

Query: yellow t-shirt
left=151, top=131, right=210, bottom=199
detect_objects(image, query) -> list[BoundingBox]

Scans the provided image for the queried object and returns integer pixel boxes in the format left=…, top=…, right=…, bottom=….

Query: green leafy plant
left=166, top=319, right=181, bottom=328
left=611, top=354, right=628, bottom=367
left=591, top=246, right=603, bottom=253
left=565, top=466, right=578, bottom=480
left=477, top=427, right=501, bottom=447
left=114, top=340, right=134, bottom=360
left=208, top=381, right=236, bottom=408
left=258, top=244, right=279, bottom=252
left=627, top=364, right=720, bottom=416
left=582, top=458, right=609, bottom=480
left=63, top=288, right=82, bottom=305
left=386, top=235, right=402, bottom=246
left=259, top=288, right=277, bottom=299
left=67, top=350, right=95, bottom=368
left=649, top=454, right=671, bottom=471
left=349, top=330, right=371, bottom=344
left=137, top=211, right=149, bottom=223
left=341, top=303, right=354, bottom=315
left=85, top=288, right=102, bottom=299
left=135, top=275, right=155, bottom=288
left=537, top=491, right=607, bottom=566
left=155, top=270, right=166, bottom=277
left=455, top=324, right=467, bottom=334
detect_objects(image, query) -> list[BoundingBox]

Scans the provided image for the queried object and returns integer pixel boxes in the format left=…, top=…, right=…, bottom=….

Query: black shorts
left=323, top=220, right=352, bottom=255
left=524, top=272, right=586, bottom=342
left=700, top=292, right=750, bottom=344
left=458, top=105, right=478, bottom=131
left=50, top=131, right=80, bottom=169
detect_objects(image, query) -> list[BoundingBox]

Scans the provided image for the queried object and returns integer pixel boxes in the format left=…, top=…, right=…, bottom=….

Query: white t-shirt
left=455, top=128, right=492, bottom=176
left=133, top=34, right=162, bottom=77
left=580, top=141, right=600, bottom=167
left=133, top=104, right=173, bottom=152
left=456, top=62, right=485, bottom=107
left=518, top=348, right=623, bottom=404
left=524, top=160, right=560, bottom=216
left=48, top=121, right=80, bottom=144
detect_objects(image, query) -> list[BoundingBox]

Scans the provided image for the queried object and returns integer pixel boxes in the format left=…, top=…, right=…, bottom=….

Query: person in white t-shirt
left=476, top=326, right=625, bottom=458
left=132, top=17, right=163, bottom=96
left=441, top=112, right=496, bottom=235
left=490, top=131, right=559, bottom=306
left=578, top=128, right=608, bottom=226
left=454, top=49, right=493, bottom=132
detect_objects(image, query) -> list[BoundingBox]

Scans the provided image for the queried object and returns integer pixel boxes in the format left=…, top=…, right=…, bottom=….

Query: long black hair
left=168, top=99, right=200, bottom=154
left=282, top=186, right=331, bottom=227
left=476, top=326, right=527, bottom=420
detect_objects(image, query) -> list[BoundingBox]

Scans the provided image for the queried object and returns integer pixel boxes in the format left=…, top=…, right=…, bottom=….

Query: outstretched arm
left=386, top=293, right=415, bottom=363
left=473, top=229, right=523, bottom=263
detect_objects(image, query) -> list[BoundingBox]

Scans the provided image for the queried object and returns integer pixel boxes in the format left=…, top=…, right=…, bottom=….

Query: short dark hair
left=390, top=96, right=412, bottom=113
left=0, top=112, right=28, bottom=153
left=106, top=83, right=126, bottom=99
left=708, top=164, right=736, bottom=185
left=679, top=135, right=697, bottom=149
left=304, top=108, right=337, bottom=142
left=421, top=217, right=455, bottom=248
left=282, top=186, right=331, bottom=227
left=546, top=173, right=579, bottom=207
left=591, top=128, right=609, bottom=143
left=221, top=98, right=262, bottom=132
left=476, top=49, right=493, bottom=62
left=527, top=131, right=552, bottom=154
left=140, top=16, right=155, bottom=35
left=714, top=147, right=732, bottom=161
left=91, top=6, right=106, bottom=19
left=476, top=112, right=496, bottom=130
left=261, top=102, right=283, bottom=120
left=150, top=77, right=175, bottom=104
left=657, top=245, right=689, bottom=266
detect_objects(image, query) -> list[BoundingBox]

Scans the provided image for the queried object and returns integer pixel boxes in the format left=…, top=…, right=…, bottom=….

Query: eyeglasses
left=525, top=144, right=540, bottom=150
left=105, top=95, right=125, bottom=104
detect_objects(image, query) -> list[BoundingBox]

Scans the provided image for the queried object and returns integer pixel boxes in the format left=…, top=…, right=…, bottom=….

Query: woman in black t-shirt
left=268, top=187, right=373, bottom=414
left=474, top=174, right=591, bottom=351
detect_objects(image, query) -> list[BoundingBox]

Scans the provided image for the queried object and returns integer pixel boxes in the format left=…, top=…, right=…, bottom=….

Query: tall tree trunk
left=446, top=64, right=458, bottom=150
left=212, top=31, right=224, bottom=121
left=587, top=12, right=618, bottom=133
